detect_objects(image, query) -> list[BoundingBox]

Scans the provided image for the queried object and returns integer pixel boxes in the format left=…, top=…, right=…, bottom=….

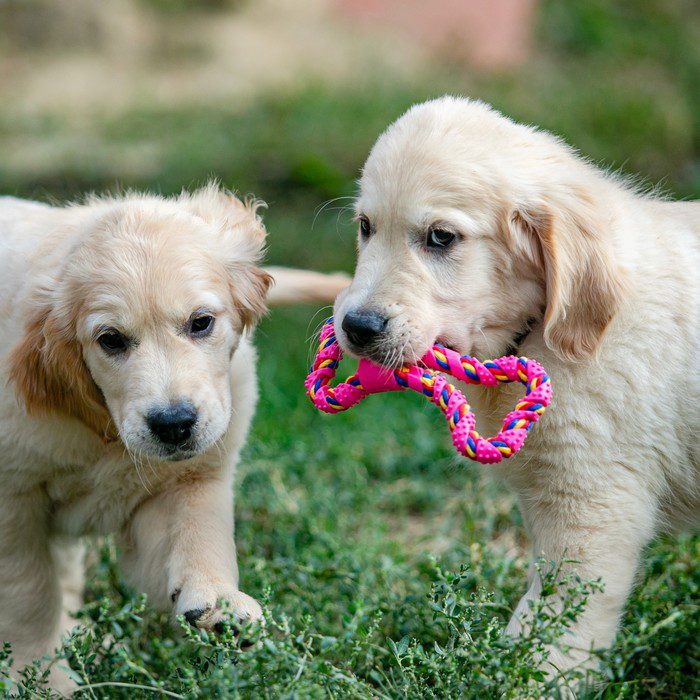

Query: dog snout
left=341, top=309, right=388, bottom=349
left=147, top=400, right=198, bottom=446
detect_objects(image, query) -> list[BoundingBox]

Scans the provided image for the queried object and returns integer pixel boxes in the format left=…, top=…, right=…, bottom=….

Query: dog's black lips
left=504, top=315, right=540, bottom=356
left=164, top=450, right=198, bottom=462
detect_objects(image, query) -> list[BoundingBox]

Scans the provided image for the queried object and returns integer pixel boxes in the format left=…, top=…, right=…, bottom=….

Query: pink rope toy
left=305, top=318, right=552, bottom=465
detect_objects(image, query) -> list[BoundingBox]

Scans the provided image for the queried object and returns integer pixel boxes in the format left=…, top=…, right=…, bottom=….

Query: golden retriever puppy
left=0, top=185, right=346, bottom=691
left=334, top=97, right=699, bottom=673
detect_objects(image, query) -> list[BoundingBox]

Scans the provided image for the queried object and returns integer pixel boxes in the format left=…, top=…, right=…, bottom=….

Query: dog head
left=9, top=185, right=271, bottom=460
left=334, top=97, right=625, bottom=366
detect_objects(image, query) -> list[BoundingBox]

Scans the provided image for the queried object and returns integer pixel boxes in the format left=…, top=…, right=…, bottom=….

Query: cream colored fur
left=0, top=186, right=347, bottom=692
left=334, top=97, right=699, bottom=673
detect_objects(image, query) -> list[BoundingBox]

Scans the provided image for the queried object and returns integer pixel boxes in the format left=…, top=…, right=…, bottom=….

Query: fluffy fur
left=334, top=97, right=699, bottom=672
left=0, top=185, right=347, bottom=691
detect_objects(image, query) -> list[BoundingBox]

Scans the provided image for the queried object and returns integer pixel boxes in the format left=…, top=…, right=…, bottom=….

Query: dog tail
left=263, top=266, right=350, bottom=306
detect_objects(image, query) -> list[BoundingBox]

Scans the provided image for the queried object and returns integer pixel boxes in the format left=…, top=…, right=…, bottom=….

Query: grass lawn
left=1, top=1, right=698, bottom=696
left=2, top=306, right=697, bottom=698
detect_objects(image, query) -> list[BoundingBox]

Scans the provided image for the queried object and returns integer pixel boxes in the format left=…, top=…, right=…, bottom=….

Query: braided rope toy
left=305, top=318, right=552, bottom=465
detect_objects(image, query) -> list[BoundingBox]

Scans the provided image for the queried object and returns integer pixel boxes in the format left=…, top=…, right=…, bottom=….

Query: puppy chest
left=47, top=459, right=173, bottom=537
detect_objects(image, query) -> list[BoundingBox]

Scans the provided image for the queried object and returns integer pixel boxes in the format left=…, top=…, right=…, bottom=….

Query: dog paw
left=172, top=584, right=262, bottom=631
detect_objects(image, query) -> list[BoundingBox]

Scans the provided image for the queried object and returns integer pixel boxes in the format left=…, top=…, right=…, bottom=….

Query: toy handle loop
left=305, top=319, right=552, bottom=465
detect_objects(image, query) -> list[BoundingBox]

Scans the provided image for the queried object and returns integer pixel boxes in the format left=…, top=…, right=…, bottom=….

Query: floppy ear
left=227, top=263, right=273, bottom=329
left=508, top=193, right=625, bottom=361
left=8, top=296, right=115, bottom=439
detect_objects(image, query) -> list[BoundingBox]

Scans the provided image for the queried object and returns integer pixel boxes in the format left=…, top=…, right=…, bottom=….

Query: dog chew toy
left=305, top=318, right=552, bottom=465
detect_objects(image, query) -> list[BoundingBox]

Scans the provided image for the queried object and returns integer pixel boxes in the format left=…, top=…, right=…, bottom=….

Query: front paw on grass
left=176, top=591, right=264, bottom=647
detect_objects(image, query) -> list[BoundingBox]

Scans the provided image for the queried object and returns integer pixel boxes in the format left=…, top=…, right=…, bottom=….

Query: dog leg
left=0, top=490, right=70, bottom=692
left=506, top=473, right=656, bottom=676
left=504, top=561, right=541, bottom=637
left=120, top=474, right=261, bottom=631
left=51, top=538, right=85, bottom=634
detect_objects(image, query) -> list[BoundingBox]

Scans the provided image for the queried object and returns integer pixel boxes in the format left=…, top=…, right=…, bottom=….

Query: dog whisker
left=128, top=445, right=153, bottom=496
left=312, top=196, right=355, bottom=231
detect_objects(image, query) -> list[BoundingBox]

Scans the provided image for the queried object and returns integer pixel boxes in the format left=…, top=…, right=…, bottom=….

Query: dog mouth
left=161, top=447, right=199, bottom=462
left=122, top=430, right=209, bottom=462
left=335, top=316, right=454, bottom=369
left=156, top=428, right=224, bottom=461
left=157, top=439, right=201, bottom=460
left=340, top=326, right=479, bottom=371
left=346, top=339, right=432, bottom=369
left=128, top=441, right=200, bottom=462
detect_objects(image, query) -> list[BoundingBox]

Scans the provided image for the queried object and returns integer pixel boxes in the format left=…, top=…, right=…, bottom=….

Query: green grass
left=1, top=0, right=699, bottom=696
left=1, top=309, right=698, bottom=699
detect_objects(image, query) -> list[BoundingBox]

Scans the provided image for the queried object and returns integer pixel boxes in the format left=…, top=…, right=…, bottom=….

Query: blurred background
left=1, top=3, right=699, bottom=694
left=1, top=0, right=698, bottom=275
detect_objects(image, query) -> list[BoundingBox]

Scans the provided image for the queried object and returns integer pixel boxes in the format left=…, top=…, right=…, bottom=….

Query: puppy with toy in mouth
left=334, top=97, right=699, bottom=674
left=0, top=183, right=347, bottom=691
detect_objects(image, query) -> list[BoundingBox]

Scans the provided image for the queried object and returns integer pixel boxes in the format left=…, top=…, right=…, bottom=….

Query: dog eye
left=97, top=330, right=129, bottom=354
left=189, top=314, right=215, bottom=338
left=358, top=216, right=371, bottom=239
left=427, top=228, right=456, bottom=249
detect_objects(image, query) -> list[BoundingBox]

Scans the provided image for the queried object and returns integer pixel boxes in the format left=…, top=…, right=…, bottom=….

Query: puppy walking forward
left=0, top=186, right=346, bottom=691
left=333, top=97, right=699, bottom=672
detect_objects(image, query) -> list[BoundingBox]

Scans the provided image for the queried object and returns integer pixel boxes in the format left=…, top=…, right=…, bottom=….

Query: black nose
left=147, top=401, right=198, bottom=446
left=341, top=310, right=388, bottom=349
